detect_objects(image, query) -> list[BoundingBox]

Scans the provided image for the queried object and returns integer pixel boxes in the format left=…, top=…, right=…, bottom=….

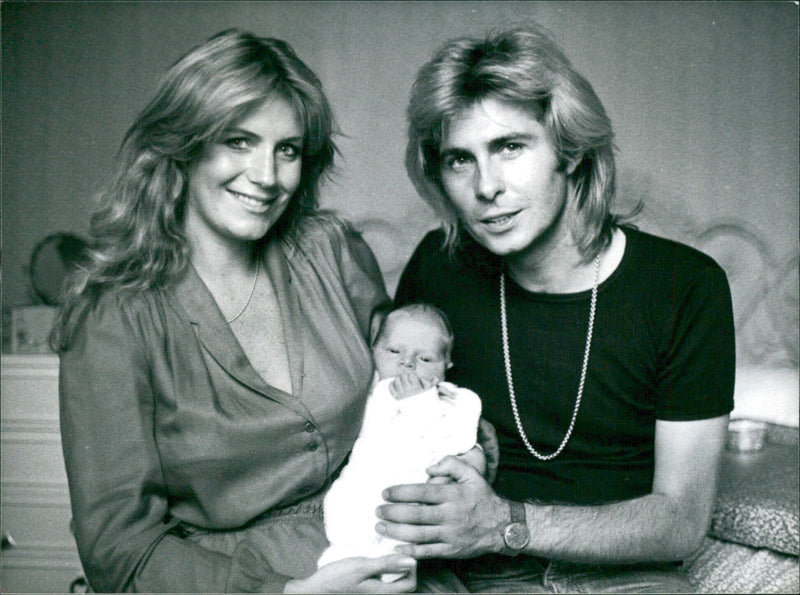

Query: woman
left=54, top=29, right=417, bottom=593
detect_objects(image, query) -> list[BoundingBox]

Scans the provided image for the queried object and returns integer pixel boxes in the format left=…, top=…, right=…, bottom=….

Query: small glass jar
left=725, top=419, right=768, bottom=452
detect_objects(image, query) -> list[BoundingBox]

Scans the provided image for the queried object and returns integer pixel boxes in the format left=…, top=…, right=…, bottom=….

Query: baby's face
left=372, top=316, right=451, bottom=384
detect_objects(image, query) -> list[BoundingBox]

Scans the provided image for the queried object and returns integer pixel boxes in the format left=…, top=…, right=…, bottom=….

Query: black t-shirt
left=395, top=226, right=735, bottom=505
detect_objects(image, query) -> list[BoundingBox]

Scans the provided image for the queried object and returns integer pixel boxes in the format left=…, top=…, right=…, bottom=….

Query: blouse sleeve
left=59, top=295, right=291, bottom=593
left=334, top=222, right=392, bottom=342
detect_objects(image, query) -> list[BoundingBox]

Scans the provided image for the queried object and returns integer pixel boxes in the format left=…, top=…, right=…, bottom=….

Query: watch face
left=504, top=522, right=530, bottom=550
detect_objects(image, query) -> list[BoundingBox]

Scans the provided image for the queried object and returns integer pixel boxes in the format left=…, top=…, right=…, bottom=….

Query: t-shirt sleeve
left=394, top=231, right=443, bottom=306
left=656, top=261, right=736, bottom=420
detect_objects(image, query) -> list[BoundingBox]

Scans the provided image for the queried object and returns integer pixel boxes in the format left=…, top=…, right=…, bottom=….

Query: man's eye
left=501, top=142, right=523, bottom=154
left=444, top=155, right=472, bottom=173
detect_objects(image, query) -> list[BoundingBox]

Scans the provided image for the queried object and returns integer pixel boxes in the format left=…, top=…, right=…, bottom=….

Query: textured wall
left=2, top=1, right=797, bottom=364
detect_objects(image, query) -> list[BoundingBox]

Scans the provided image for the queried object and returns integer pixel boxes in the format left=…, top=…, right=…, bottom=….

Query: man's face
left=439, top=98, right=575, bottom=262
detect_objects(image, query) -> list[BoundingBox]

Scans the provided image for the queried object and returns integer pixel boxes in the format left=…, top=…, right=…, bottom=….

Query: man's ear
left=446, top=360, right=454, bottom=370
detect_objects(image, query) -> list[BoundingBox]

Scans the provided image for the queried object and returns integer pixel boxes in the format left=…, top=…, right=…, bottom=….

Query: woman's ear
left=171, top=166, right=186, bottom=201
left=564, top=154, right=583, bottom=175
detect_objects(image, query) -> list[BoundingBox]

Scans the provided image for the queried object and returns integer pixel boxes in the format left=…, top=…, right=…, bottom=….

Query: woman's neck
left=188, top=234, right=258, bottom=282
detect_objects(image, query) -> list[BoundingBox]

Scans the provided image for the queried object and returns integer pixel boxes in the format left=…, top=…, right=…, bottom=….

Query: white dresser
left=1, top=354, right=85, bottom=593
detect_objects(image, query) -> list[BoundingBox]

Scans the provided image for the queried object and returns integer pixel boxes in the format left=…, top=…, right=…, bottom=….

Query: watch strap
left=510, top=500, right=526, bottom=524
left=502, top=500, right=530, bottom=555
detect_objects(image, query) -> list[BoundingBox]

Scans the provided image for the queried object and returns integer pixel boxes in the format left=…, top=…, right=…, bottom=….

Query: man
left=379, top=24, right=734, bottom=593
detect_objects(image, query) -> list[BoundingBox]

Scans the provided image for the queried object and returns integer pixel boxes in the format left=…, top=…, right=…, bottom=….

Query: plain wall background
left=2, top=1, right=798, bottom=359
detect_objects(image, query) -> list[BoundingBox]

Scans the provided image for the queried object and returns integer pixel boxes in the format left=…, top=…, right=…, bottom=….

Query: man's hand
left=376, top=456, right=507, bottom=559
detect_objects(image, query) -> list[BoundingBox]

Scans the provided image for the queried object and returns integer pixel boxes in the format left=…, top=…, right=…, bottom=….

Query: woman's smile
left=227, top=188, right=279, bottom=212
left=184, top=95, right=304, bottom=247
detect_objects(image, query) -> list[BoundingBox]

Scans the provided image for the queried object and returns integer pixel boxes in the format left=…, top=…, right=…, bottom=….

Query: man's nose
left=475, top=159, right=504, bottom=202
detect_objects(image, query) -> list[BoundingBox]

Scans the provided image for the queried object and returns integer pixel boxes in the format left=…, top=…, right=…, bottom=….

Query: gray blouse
left=59, top=219, right=390, bottom=592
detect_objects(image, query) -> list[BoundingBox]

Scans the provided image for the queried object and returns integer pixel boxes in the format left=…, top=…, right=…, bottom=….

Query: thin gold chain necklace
left=225, top=259, right=260, bottom=324
left=499, top=254, right=600, bottom=461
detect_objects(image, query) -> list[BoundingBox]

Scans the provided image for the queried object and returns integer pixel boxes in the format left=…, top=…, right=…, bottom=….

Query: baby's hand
left=427, top=446, right=487, bottom=485
left=437, top=384, right=456, bottom=398
left=389, top=373, right=438, bottom=400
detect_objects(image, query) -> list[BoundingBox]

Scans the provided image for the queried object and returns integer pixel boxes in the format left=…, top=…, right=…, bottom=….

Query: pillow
left=731, top=367, right=799, bottom=427
left=709, top=432, right=799, bottom=555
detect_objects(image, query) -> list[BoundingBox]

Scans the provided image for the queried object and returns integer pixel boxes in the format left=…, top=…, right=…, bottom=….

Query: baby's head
left=371, top=304, right=453, bottom=384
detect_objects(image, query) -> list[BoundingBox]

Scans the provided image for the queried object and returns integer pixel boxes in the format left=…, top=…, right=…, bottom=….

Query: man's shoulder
left=413, top=230, right=499, bottom=275
left=623, top=226, right=727, bottom=278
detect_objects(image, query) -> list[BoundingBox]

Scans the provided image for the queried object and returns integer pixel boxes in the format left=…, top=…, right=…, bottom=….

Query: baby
left=317, top=303, right=483, bottom=579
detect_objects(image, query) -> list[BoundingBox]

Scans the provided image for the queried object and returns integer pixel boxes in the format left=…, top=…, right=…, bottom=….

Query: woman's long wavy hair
left=406, top=24, right=630, bottom=259
left=53, top=29, right=337, bottom=350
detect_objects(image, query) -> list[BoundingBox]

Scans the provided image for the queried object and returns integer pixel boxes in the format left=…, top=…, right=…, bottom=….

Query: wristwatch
left=502, top=500, right=530, bottom=555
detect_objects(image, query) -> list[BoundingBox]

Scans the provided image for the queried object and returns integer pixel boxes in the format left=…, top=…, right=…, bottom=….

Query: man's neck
left=504, top=228, right=625, bottom=294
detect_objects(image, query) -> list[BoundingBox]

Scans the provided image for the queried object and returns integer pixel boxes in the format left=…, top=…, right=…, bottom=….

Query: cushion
left=709, top=431, right=799, bottom=555
left=731, top=367, right=799, bottom=428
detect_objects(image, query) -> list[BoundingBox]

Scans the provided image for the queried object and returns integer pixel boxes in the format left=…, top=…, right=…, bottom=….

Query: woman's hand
left=376, top=456, right=508, bottom=559
left=284, top=555, right=417, bottom=593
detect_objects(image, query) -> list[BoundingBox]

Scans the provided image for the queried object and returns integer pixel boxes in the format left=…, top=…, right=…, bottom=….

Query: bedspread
left=683, top=425, right=799, bottom=593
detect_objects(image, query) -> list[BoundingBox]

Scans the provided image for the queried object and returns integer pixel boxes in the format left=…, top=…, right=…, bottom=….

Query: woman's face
left=184, top=95, right=304, bottom=251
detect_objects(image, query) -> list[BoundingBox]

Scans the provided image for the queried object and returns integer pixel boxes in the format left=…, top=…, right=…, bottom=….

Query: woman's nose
left=248, top=150, right=277, bottom=187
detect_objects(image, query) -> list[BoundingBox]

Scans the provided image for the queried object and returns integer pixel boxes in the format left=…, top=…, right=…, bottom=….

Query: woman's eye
left=419, top=357, right=433, bottom=363
left=223, top=137, right=250, bottom=151
left=278, top=143, right=301, bottom=160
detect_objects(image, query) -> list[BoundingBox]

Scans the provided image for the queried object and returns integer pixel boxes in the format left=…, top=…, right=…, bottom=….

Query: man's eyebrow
left=440, top=132, right=538, bottom=156
left=439, top=146, right=472, bottom=160
left=488, top=133, right=536, bottom=151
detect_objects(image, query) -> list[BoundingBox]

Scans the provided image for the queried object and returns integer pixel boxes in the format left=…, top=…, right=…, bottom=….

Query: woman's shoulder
left=74, top=285, right=176, bottom=339
left=283, top=212, right=381, bottom=265
left=284, top=212, right=356, bottom=250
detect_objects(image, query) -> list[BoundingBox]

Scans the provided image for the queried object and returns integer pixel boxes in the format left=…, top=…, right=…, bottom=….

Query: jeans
left=419, top=554, right=694, bottom=594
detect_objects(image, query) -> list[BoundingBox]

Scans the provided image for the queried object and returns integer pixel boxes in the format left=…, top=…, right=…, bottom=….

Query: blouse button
left=305, top=442, right=319, bottom=452
left=304, top=422, right=316, bottom=433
